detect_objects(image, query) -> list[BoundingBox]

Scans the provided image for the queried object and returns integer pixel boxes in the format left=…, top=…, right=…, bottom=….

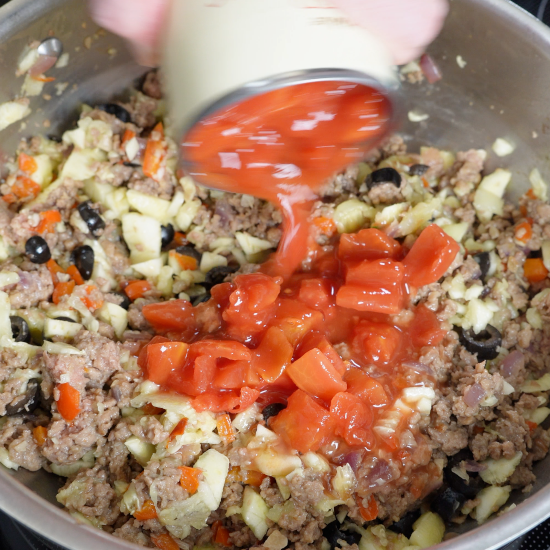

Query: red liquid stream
left=183, top=80, right=392, bottom=277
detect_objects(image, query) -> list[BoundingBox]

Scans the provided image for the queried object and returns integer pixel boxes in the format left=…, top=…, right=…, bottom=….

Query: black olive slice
left=192, top=293, right=211, bottom=306
left=54, top=316, right=78, bottom=323
left=445, top=467, right=485, bottom=500
left=25, top=236, right=51, bottom=264
left=47, top=134, right=62, bottom=143
left=175, top=245, right=202, bottom=262
left=71, top=245, right=95, bottom=281
left=409, top=164, right=430, bottom=176
left=323, top=521, right=361, bottom=549
left=97, top=103, right=131, bottom=123
left=110, top=292, right=131, bottom=311
left=430, top=486, right=466, bottom=523
left=10, top=316, right=30, bottom=343
left=161, top=224, right=175, bottom=249
left=262, top=402, right=286, bottom=423
left=4, top=380, right=40, bottom=416
left=204, top=265, right=238, bottom=290
left=123, top=162, right=141, bottom=168
left=388, top=508, right=421, bottom=537
left=458, top=325, right=502, bottom=361
left=365, top=167, right=402, bottom=189
left=472, top=252, right=491, bottom=280
left=77, top=201, right=105, bottom=237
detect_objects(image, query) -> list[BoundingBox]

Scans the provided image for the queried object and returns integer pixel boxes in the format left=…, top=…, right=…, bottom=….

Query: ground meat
left=367, top=182, right=403, bottom=205
left=129, top=416, right=169, bottom=445
left=113, top=519, right=153, bottom=547
left=74, top=330, right=122, bottom=387
left=7, top=265, right=53, bottom=308
left=0, top=417, right=45, bottom=471
left=128, top=297, right=159, bottom=331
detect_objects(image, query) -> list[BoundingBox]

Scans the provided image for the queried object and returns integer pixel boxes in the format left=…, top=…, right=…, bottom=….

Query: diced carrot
left=121, top=129, right=136, bottom=147
left=358, top=495, right=378, bottom=521
left=133, top=499, right=157, bottom=521
left=12, top=176, right=40, bottom=199
left=472, top=425, right=485, bottom=435
left=216, top=413, right=235, bottom=445
left=170, top=250, right=198, bottom=271
left=313, top=216, right=337, bottom=236
left=520, top=205, right=528, bottom=217
left=56, top=383, right=80, bottom=421
left=142, top=403, right=165, bottom=416
left=2, top=193, right=16, bottom=204
left=526, top=189, right=537, bottom=200
left=524, top=257, right=548, bottom=283
left=18, top=153, right=38, bottom=174
left=125, top=280, right=153, bottom=301
left=33, top=426, right=48, bottom=446
left=36, top=210, right=62, bottom=233
left=240, top=469, right=266, bottom=487
left=80, top=285, right=104, bottom=311
left=66, top=265, right=84, bottom=285
left=526, top=420, right=538, bottom=434
left=46, top=259, right=65, bottom=285
left=179, top=465, right=201, bottom=494
left=52, top=280, right=75, bottom=304
left=227, top=467, right=241, bottom=484
left=514, top=221, right=533, bottom=244
left=422, top=177, right=430, bottom=188
left=168, top=418, right=188, bottom=442
left=173, top=232, right=187, bottom=246
left=151, top=533, right=180, bottom=550
left=143, top=123, right=166, bottom=182
left=33, top=75, right=56, bottom=82
left=213, top=524, right=231, bottom=547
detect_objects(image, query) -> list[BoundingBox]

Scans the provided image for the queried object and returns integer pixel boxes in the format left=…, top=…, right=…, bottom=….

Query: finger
left=334, top=0, right=449, bottom=65
left=89, top=0, right=170, bottom=65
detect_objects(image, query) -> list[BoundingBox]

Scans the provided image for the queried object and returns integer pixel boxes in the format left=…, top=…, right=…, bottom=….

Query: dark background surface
left=0, top=0, right=549, bottom=549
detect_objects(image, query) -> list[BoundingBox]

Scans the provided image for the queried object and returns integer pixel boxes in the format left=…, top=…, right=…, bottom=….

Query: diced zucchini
left=43, top=318, right=83, bottom=340
left=525, top=407, right=550, bottom=425
left=255, top=449, right=302, bottom=477
left=126, top=189, right=172, bottom=224
left=122, top=213, right=162, bottom=263
left=119, top=481, right=140, bottom=515
left=522, top=373, right=550, bottom=393
left=125, top=137, right=140, bottom=161
left=275, top=477, right=291, bottom=500
left=0, top=236, right=9, bottom=262
left=60, top=149, right=106, bottom=181
left=42, top=341, right=85, bottom=356
left=492, top=138, right=515, bottom=157
left=409, top=512, right=445, bottom=548
left=242, top=486, right=270, bottom=540
left=232, top=403, right=260, bottom=433
left=441, top=222, right=469, bottom=243
left=235, top=232, right=273, bottom=256
left=132, top=258, right=164, bottom=278
left=0, top=99, right=31, bottom=131
left=167, top=190, right=185, bottom=219
left=200, top=252, right=228, bottom=273
left=526, top=308, right=543, bottom=330
left=479, top=169, right=512, bottom=198
left=334, top=199, right=375, bottom=233
left=356, top=162, right=372, bottom=185
left=50, top=450, right=95, bottom=477
left=113, top=480, right=130, bottom=497
left=98, top=302, right=128, bottom=339
left=332, top=464, right=357, bottom=498
left=0, top=447, right=19, bottom=470
left=0, top=291, right=12, bottom=339
left=29, top=154, right=54, bottom=188
left=124, top=435, right=155, bottom=467
left=0, top=271, right=19, bottom=288
left=462, top=298, right=498, bottom=334
left=175, top=199, right=202, bottom=231
left=479, top=452, right=522, bottom=485
left=84, top=179, right=114, bottom=204
left=301, top=452, right=331, bottom=473
left=473, top=188, right=504, bottom=223
left=398, top=198, right=442, bottom=236
left=264, top=530, right=288, bottom=550
left=473, top=486, right=511, bottom=524
left=530, top=168, right=548, bottom=202
left=156, top=265, right=175, bottom=298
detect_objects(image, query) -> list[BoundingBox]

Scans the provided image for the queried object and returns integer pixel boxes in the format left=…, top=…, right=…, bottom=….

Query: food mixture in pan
left=2, top=69, right=550, bottom=550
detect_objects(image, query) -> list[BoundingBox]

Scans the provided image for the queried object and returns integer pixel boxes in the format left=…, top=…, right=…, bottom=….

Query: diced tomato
left=345, top=258, right=404, bottom=287
left=46, top=259, right=64, bottom=285
left=298, top=278, right=332, bottom=311
left=56, top=383, right=80, bottom=421
left=403, top=224, right=460, bottom=287
left=273, top=299, right=324, bottom=346
left=410, top=304, right=447, bottom=347
left=271, top=389, right=334, bottom=453
left=336, top=283, right=403, bottom=314
left=330, top=392, right=373, bottom=448
left=134, top=499, right=157, bottom=521
left=36, top=210, right=62, bottom=233
left=345, top=368, right=389, bottom=407
left=193, top=354, right=217, bottom=393
left=230, top=386, right=261, bottom=413
left=339, top=228, right=402, bottom=262
left=240, top=469, right=266, bottom=487
left=138, top=335, right=170, bottom=371
left=125, top=280, right=152, bottom=301
left=252, top=326, right=293, bottom=383
left=173, top=231, right=187, bottom=246
left=66, top=265, right=84, bottom=286
left=12, top=176, right=40, bottom=200
left=18, top=153, right=38, bottom=174
left=142, top=300, right=196, bottom=336
left=52, top=280, right=75, bottom=304
left=146, top=341, right=189, bottom=385
left=213, top=360, right=250, bottom=389
left=151, top=533, right=180, bottom=550
left=192, top=391, right=240, bottom=413
left=33, top=426, right=48, bottom=446
left=191, top=340, right=251, bottom=361
left=286, top=348, right=346, bottom=403
left=352, top=320, right=402, bottom=365
left=524, top=257, right=548, bottom=283
left=217, top=413, right=235, bottom=444
left=358, top=495, right=379, bottom=521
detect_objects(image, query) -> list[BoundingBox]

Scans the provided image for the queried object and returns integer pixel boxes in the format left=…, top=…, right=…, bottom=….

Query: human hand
left=89, top=0, right=448, bottom=66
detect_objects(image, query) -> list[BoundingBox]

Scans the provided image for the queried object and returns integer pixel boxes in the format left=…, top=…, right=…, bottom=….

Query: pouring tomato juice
left=140, top=81, right=460, bottom=498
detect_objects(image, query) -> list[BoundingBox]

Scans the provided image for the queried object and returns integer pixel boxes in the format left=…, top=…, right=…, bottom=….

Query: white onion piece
left=501, top=350, right=525, bottom=378
left=29, top=54, right=58, bottom=78
left=464, top=382, right=486, bottom=407
left=420, top=54, right=442, bottom=84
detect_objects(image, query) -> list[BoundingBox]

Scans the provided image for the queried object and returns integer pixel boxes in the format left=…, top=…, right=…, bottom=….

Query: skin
left=89, top=0, right=448, bottom=66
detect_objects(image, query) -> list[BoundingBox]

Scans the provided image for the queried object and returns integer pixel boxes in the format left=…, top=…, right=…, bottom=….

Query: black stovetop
left=0, top=0, right=549, bottom=548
